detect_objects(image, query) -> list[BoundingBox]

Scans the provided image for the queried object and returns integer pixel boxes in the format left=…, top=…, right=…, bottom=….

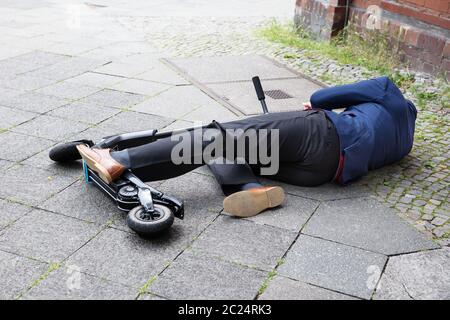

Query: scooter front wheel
left=49, top=140, right=93, bottom=162
left=126, top=204, right=174, bottom=237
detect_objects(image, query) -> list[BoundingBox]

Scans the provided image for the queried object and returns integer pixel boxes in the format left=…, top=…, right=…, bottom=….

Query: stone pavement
left=0, top=1, right=448, bottom=300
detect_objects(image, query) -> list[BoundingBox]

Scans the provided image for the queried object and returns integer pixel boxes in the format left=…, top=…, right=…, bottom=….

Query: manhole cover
left=264, top=89, right=293, bottom=100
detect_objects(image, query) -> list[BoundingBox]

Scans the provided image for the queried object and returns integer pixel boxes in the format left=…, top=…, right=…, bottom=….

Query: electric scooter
left=49, top=76, right=269, bottom=237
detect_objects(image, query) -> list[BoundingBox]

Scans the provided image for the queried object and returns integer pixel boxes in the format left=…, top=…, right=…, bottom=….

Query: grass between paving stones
left=257, top=269, right=277, bottom=295
left=138, top=274, right=158, bottom=296
left=16, top=262, right=61, bottom=299
left=257, top=258, right=285, bottom=296
left=137, top=260, right=172, bottom=297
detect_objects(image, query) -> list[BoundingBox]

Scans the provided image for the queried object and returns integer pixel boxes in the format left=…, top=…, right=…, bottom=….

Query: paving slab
left=96, top=41, right=157, bottom=56
left=183, top=103, right=239, bottom=123
left=27, top=57, right=110, bottom=81
left=158, top=172, right=224, bottom=213
left=207, top=78, right=322, bottom=115
left=66, top=227, right=187, bottom=287
left=0, top=92, right=69, bottom=113
left=94, top=62, right=148, bottom=78
left=374, top=248, right=450, bottom=300
left=95, top=110, right=173, bottom=134
left=70, top=126, right=117, bottom=145
left=149, top=250, right=267, bottom=300
left=303, top=197, right=439, bottom=255
left=46, top=42, right=100, bottom=56
left=35, top=81, right=100, bottom=100
left=192, top=215, right=297, bottom=270
left=135, top=62, right=190, bottom=85
left=0, top=199, right=32, bottom=231
left=66, top=72, right=124, bottom=88
left=8, top=51, right=69, bottom=68
left=0, top=131, right=55, bottom=162
left=22, top=265, right=137, bottom=300
left=11, top=115, right=89, bottom=141
left=79, top=89, right=147, bottom=109
left=259, top=179, right=370, bottom=201
left=132, top=85, right=219, bottom=119
left=79, top=47, right=133, bottom=62
left=22, top=147, right=83, bottom=179
left=1, top=1, right=45, bottom=10
left=40, top=180, right=121, bottom=225
left=0, top=74, right=57, bottom=91
left=0, top=250, right=48, bottom=300
left=0, top=45, right=30, bottom=61
left=193, top=164, right=215, bottom=177
left=167, top=55, right=298, bottom=83
left=117, top=53, right=165, bottom=67
left=0, top=87, right=23, bottom=100
left=0, top=159, right=13, bottom=172
left=108, top=78, right=170, bottom=96
left=0, top=209, right=101, bottom=262
left=243, top=194, right=319, bottom=231
left=48, top=101, right=120, bottom=125
left=0, top=164, right=76, bottom=206
left=259, top=276, right=356, bottom=300
left=0, top=106, right=36, bottom=130
left=160, top=119, right=194, bottom=132
left=0, top=58, right=42, bottom=77
left=278, top=235, right=387, bottom=299
left=139, top=293, right=167, bottom=300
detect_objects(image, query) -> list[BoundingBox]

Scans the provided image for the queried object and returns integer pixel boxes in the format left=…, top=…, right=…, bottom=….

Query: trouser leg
left=207, top=159, right=260, bottom=195
left=112, top=122, right=262, bottom=188
left=111, top=127, right=210, bottom=182
left=111, top=114, right=276, bottom=183
left=111, top=110, right=339, bottom=186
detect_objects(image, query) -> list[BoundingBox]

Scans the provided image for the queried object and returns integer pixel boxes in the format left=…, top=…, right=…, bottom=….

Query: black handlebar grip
left=252, top=76, right=265, bottom=101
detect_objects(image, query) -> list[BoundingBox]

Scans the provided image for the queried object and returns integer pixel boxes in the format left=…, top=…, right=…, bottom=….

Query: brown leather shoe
left=223, top=186, right=285, bottom=218
left=76, top=144, right=125, bottom=183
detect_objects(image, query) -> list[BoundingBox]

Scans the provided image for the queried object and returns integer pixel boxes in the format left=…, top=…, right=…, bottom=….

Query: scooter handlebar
left=252, top=76, right=265, bottom=101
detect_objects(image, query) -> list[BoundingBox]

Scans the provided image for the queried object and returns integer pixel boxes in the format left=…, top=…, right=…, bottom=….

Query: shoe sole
left=223, top=186, right=285, bottom=218
left=76, top=145, right=113, bottom=184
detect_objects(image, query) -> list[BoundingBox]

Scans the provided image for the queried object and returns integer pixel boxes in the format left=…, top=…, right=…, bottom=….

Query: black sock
left=240, top=182, right=263, bottom=191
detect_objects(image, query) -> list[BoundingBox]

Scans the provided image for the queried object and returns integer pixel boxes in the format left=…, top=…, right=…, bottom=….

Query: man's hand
left=303, top=102, right=312, bottom=111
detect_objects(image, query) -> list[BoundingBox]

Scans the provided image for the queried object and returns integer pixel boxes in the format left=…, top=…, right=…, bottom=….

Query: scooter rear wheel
left=127, top=204, right=174, bottom=237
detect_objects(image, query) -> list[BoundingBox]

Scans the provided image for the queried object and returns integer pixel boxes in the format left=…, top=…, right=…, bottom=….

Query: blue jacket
left=310, top=77, right=417, bottom=184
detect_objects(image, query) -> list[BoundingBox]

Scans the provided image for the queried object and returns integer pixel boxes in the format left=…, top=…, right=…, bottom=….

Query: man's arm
left=310, top=77, right=388, bottom=110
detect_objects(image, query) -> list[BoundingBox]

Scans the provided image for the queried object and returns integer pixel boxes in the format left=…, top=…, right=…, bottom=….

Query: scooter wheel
left=49, top=140, right=93, bottom=162
left=127, top=204, right=175, bottom=237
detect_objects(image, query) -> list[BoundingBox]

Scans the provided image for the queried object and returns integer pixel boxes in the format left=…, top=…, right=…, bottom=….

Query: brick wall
left=294, top=0, right=349, bottom=39
left=294, top=0, right=450, bottom=78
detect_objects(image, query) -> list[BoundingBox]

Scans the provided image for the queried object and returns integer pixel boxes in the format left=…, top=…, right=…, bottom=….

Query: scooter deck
left=83, top=161, right=184, bottom=219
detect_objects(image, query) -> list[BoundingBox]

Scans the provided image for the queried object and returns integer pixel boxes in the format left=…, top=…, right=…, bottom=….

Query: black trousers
left=112, top=110, right=340, bottom=195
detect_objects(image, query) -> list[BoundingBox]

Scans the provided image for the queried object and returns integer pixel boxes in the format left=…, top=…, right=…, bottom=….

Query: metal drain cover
left=264, top=89, right=293, bottom=100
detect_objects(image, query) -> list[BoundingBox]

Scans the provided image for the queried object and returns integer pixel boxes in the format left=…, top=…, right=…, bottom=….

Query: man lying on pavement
left=77, top=77, right=417, bottom=217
